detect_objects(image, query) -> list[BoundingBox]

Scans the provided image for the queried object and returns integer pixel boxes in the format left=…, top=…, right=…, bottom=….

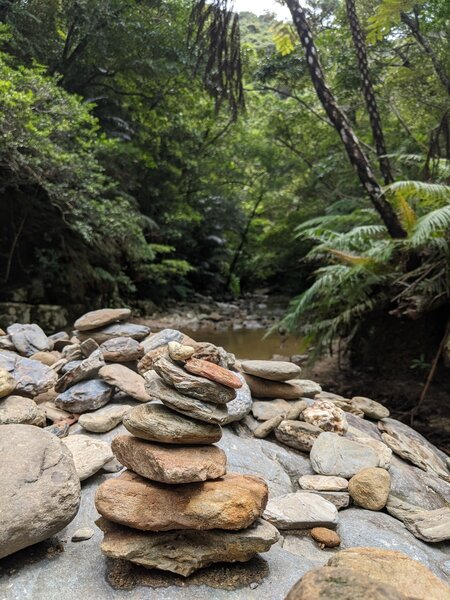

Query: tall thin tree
left=346, top=0, right=393, bottom=184
left=401, top=8, right=450, bottom=97
left=284, top=0, right=406, bottom=238
left=191, top=0, right=405, bottom=237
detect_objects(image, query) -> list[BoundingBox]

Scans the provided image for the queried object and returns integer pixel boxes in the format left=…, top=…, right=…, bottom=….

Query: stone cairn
left=1, top=308, right=450, bottom=566
left=94, top=339, right=279, bottom=576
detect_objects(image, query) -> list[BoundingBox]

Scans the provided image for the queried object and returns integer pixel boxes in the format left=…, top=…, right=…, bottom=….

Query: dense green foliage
left=0, top=0, right=449, bottom=359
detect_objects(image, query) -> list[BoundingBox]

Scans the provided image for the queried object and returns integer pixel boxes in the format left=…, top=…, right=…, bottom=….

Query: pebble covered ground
left=0, top=308, right=449, bottom=599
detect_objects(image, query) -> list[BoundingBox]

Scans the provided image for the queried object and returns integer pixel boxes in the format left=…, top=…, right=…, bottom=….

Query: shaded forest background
left=0, top=0, right=449, bottom=391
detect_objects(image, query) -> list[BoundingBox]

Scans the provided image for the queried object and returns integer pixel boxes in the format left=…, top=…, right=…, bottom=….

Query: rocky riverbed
left=0, top=308, right=449, bottom=599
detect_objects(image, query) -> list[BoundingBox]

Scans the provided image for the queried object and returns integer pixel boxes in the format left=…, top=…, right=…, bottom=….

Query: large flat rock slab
left=1, top=425, right=449, bottom=600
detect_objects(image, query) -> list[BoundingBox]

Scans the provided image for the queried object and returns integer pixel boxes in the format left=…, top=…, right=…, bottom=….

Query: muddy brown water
left=182, top=328, right=306, bottom=360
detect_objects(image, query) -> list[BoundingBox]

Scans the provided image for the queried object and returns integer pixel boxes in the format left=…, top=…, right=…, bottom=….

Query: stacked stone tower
left=95, top=341, right=279, bottom=576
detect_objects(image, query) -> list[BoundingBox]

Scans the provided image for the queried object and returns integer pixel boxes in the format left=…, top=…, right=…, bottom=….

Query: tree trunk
left=225, top=190, right=264, bottom=290
left=284, top=0, right=406, bottom=239
left=346, top=0, right=393, bottom=185
left=401, top=10, right=450, bottom=97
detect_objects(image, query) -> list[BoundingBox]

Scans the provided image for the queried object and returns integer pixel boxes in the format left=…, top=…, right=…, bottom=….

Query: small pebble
left=249, top=582, right=259, bottom=589
left=310, top=527, right=340, bottom=548
left=286, top=400, right=307, bottom=420
left=253, top=415, right=284, bottom=438
left=71, top=527, right=94, bottom=542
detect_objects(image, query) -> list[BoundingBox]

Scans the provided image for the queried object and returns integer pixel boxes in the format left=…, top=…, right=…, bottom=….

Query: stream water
left=183, top=327, right=306, bottom=360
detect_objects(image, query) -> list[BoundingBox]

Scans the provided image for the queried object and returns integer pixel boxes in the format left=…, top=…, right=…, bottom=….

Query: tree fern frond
left=385, top=181, right=450, bottom=206
left=367, top=0, right=423, bottom=42
left=395, top=194, right=417, bottom=233
left=410, top=206, right=450, bottom=245
left=271, top=22, right=297, bottom=56
left=326, top=249, right=374, bottom=266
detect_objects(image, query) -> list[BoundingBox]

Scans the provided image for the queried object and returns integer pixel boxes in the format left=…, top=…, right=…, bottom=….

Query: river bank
left=137, top=294, right=450, bottom=455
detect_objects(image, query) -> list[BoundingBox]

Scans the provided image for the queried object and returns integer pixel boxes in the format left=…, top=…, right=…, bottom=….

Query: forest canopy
left=0, top=0, right=449, bottom=359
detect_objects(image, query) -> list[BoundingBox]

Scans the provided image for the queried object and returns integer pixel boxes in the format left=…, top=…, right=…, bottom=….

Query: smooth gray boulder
left=310, top=432, right=387, bottom=478
left=386, top=455, right=450, bottom=521
left=0, top=424, right=80, bottom=558
left=241, top=359, right=301, bottom=382
left=99, top=337, right=144, bottom=362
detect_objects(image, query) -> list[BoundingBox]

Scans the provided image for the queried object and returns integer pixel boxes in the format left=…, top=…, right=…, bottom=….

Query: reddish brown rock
left=95, top=470, right=268, bottom=531
left=137, top=346, right=169, bottom=374
left=184, top=358, right=242, bottom=389
left=153, top=357, right=236, bottom=404
left=111, top=435, right=227, bottom=484
left=310, top=527, right=341, bottom=548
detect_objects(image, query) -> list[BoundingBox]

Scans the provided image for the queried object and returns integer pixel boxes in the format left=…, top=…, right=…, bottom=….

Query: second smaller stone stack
left=94, top=342, right=279, bottom=576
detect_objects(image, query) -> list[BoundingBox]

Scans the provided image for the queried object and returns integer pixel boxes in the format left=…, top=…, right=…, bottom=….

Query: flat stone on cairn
left=111, top=435, right=227, bottom=484
left=95, top=348, right=278, bottom=576
left=123, top=402, right=222, bottom=444
left=240, top=359, right=323, bottom=401
left=96, top=471, right=268, bottom=531
left=74, top=308, right=131, bottom=331
left=241, top=359, right=302, bottom=381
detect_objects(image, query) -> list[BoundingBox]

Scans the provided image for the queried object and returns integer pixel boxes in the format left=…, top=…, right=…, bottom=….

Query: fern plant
left=280, top=176, right=450, bottom=356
